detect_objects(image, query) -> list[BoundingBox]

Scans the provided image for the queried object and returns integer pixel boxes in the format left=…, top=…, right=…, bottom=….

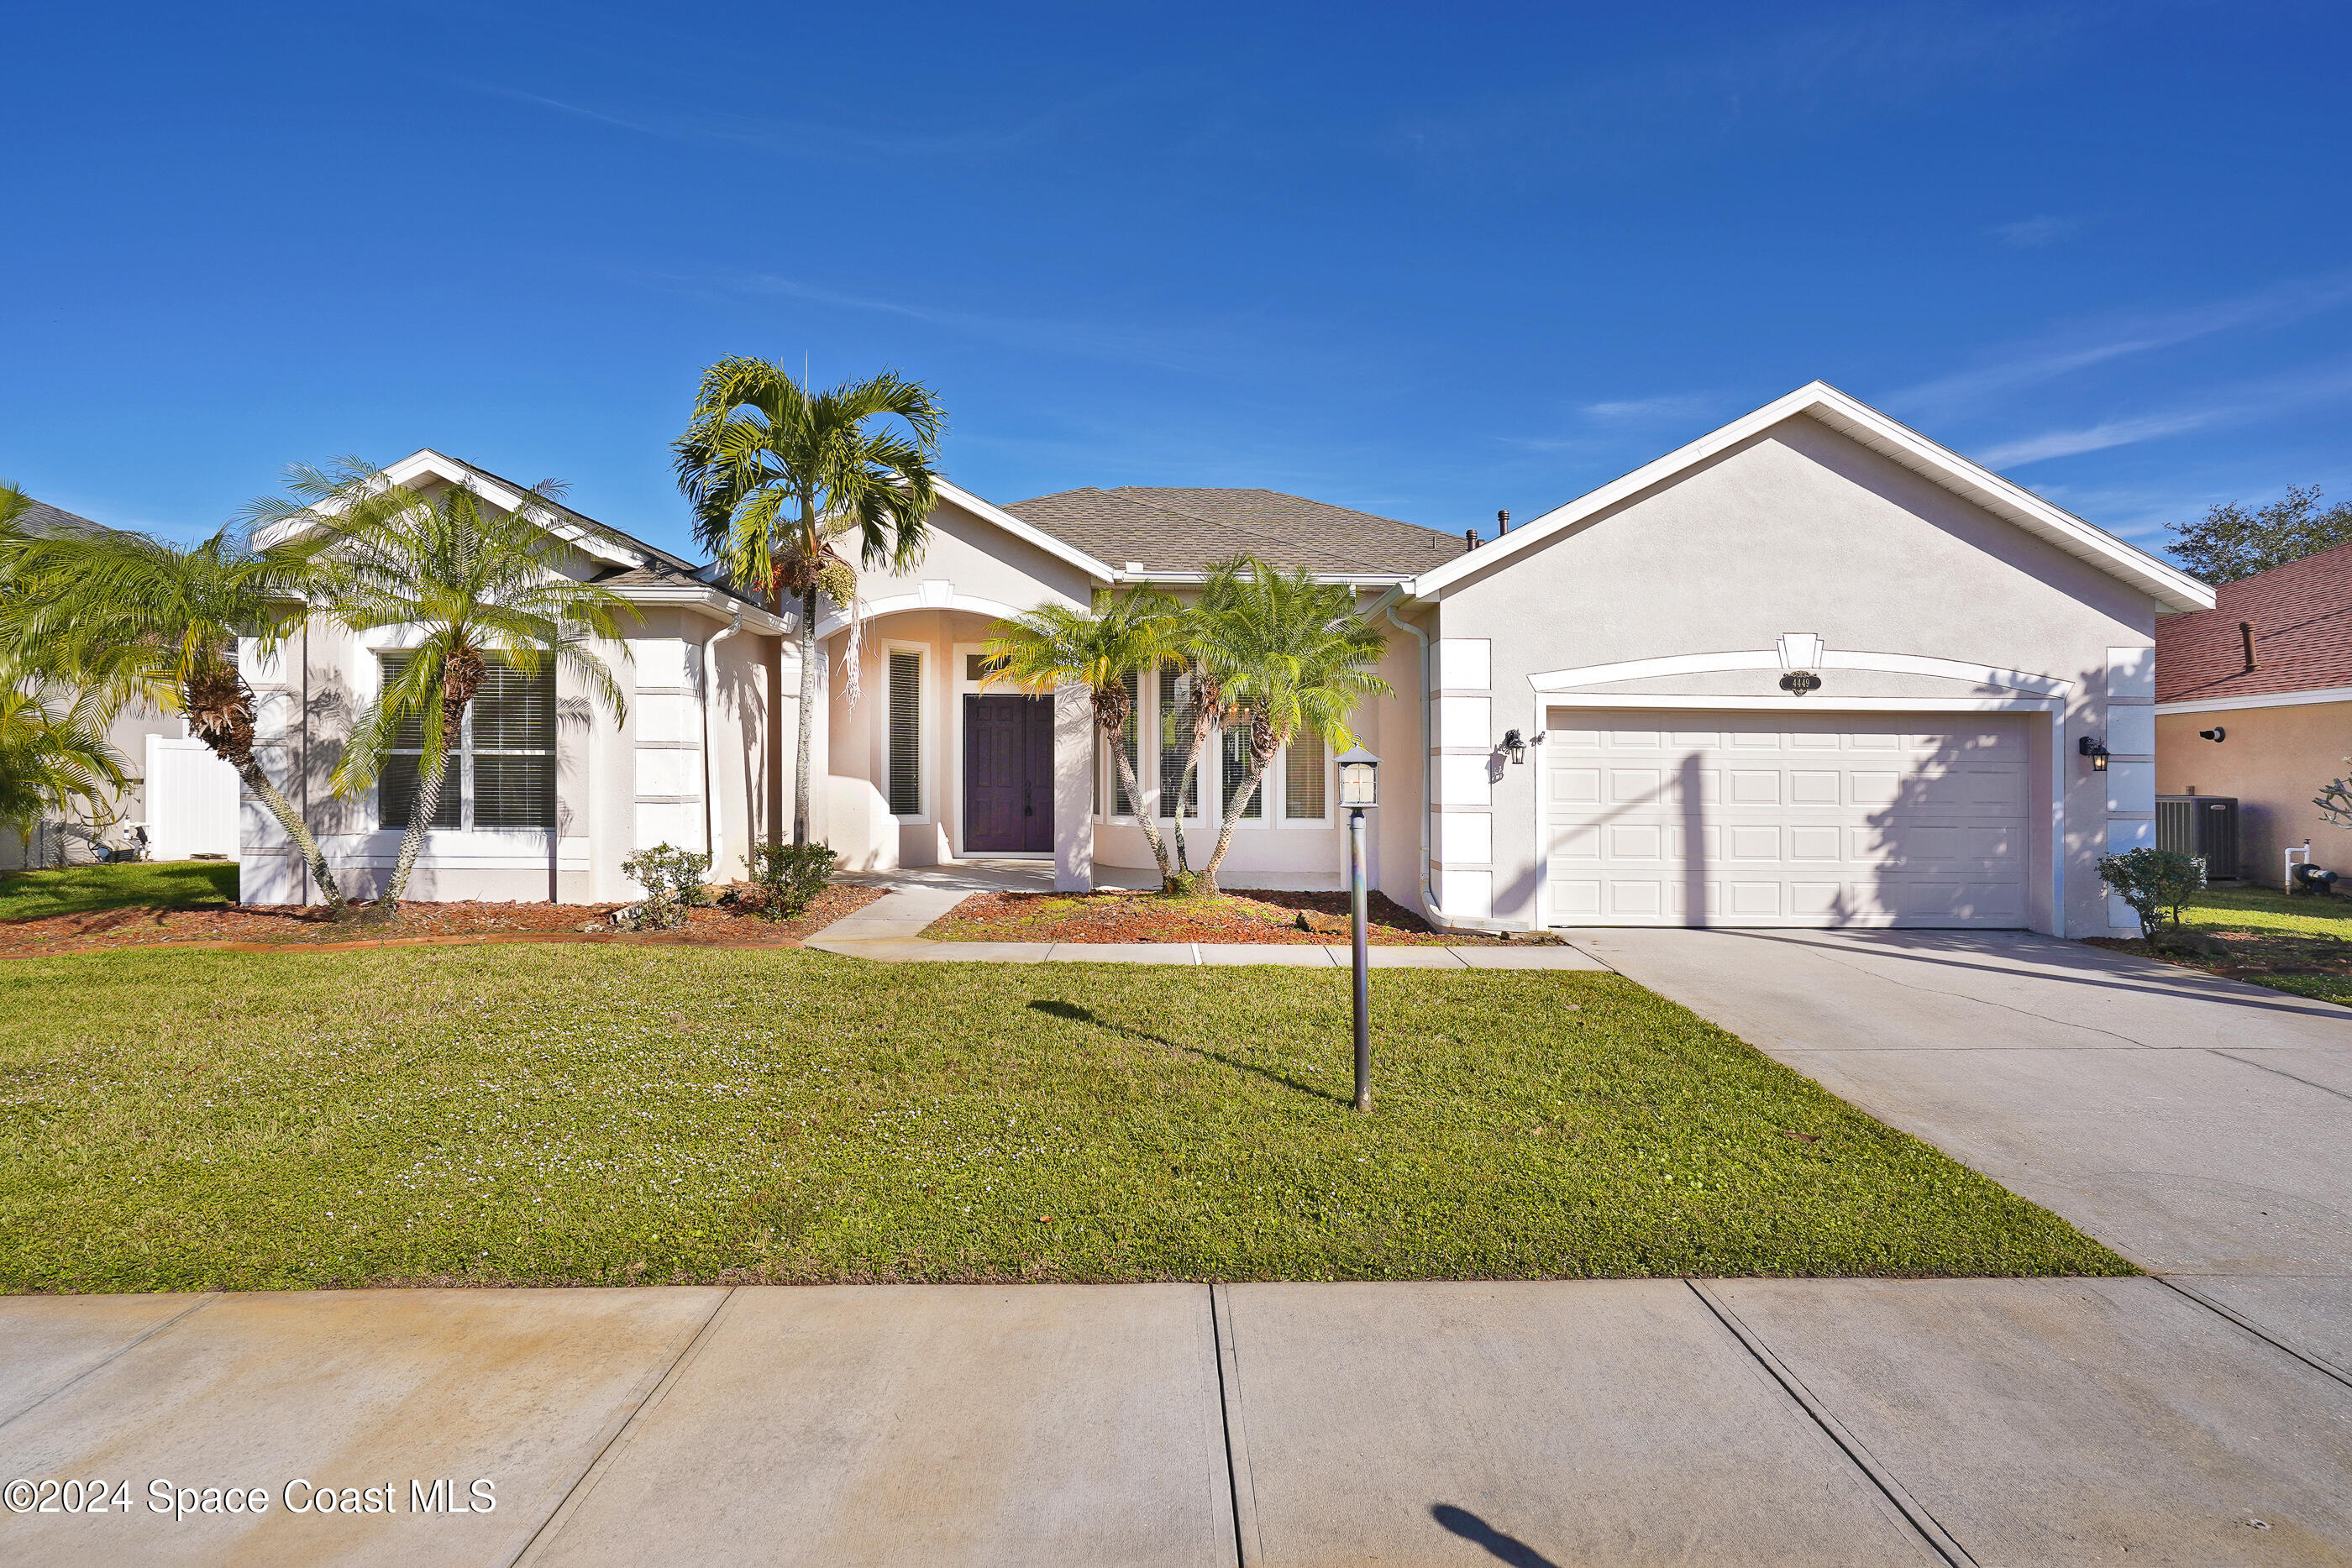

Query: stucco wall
left=2157, top=701, right=2352, bottom=887
left=1428, top=414, right=2161, bottom=935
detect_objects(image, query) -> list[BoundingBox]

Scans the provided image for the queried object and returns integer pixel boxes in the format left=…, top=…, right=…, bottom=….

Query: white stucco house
left=240, top=382, right=2215, bottom=936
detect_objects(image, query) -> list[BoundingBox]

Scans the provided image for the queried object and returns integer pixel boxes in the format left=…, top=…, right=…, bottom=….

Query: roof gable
left=1404, top=382, right=2215, bottom=614
left=2157, top=538, right=2352, bottom=702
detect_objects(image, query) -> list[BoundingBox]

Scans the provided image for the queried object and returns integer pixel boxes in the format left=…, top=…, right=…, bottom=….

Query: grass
left=0, top=860, right=239, bottom=922
left=0, top=945, right=2127, bottom=1293
left=2100, top=884, right=2352, bottom=1005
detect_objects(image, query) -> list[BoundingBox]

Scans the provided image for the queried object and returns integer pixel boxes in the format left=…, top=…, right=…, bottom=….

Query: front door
left=963, top=695, right=1055, bottom=853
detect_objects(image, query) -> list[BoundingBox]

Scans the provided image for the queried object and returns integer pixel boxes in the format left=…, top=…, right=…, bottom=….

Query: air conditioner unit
left=2156, top=795, right=2239, bottom=881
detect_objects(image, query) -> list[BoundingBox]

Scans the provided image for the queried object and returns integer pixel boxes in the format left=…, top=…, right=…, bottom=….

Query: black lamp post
left=1336, top=745, right=1379, bottom=1113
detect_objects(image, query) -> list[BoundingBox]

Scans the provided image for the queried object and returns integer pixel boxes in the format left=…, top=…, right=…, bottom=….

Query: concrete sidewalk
left=811, top=867, right=1611, bottom=969
left=4, top=1277, right=2348, bottom=1566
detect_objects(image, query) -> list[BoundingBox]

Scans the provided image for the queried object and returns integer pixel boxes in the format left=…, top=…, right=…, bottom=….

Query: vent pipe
left=2241, top=621, right=2257, bottom=671
left=1496, top=508, right=1510, bottom=534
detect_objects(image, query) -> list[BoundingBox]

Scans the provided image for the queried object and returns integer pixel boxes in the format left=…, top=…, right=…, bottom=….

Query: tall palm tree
left=0, top=663, right=128, bottom=863
left=981, top=587, right=1190, bottom=892
left=0, top=497, right=346, bottom=905
left=674, top=360, right=945, bottom=847
left=251, top=464, right=634, bottom=917
left=1193, top=559, right=1390, bottom=894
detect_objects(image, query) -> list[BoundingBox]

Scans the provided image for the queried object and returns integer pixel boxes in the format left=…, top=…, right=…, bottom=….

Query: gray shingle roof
left=10, top=497, right=111, bottom=537
left=1001, top=486, right=1467, bottom=576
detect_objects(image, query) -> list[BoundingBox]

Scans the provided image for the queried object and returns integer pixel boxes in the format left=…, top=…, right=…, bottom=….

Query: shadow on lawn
left=1026, top=999, right=1349, bottom=1108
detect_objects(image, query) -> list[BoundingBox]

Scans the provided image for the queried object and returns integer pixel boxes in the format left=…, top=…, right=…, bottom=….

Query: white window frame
left=1095, top=667, right=1149, bottom=826
left=882, top=639, right=930, bottom=825
left=370, top=650, right=555, bottom=835
left=1272, top=728, right=1335, bottom=829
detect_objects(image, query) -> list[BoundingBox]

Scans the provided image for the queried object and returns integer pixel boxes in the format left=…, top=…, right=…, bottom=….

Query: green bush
left=617, top=843, right=711, bottom=931
left=2097, top=847, right=2206, bottom=938
left=751, top=842, right=840, bottom=922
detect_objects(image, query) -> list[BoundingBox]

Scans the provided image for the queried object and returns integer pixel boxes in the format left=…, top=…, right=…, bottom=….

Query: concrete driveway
left=1568, top=927, right=2352, bottom=1376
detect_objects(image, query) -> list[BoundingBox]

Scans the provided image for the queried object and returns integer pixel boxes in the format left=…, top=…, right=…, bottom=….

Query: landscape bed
left=0, top=863, right=885, bottom=957
left=2087, top=885, right=2352, bottom=1005
left=1, top=943, right=2126, bottom=1293
left=923, top=887, right=1552, bottom=945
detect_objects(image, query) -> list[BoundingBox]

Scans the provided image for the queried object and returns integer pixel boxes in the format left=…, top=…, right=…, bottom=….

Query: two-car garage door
left=1543, top=710, right=2030, bottom=927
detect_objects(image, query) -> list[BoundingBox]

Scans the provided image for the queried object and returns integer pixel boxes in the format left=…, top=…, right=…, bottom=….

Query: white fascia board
left=935, top=479, right=1117, bottom=583
left=2155, top=685, right=2352, bottom=715
left=1400, top=382, right=2217, bottom=616
left=614, top=584, right=789, bottom=634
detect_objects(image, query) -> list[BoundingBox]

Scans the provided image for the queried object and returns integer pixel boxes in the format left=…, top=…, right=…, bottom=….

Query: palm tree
left=0, top=497, right=347, bottom=905
left=981, top=587, right=1190, bottom=892
left=674, top=360, right=945, bottom=847
left=1193, top=559, right=1391, bottom=894
left=0, top=663, right=127, bottom=863
left=251, top=464, right=634, bottom=918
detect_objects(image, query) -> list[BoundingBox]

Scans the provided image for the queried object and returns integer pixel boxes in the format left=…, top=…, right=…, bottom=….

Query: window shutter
left=1222, top=726, right=1262, bottom=819
left=888, top=651, right=922, bottom=816
left=1157, top=665, right=1196, bottom=819
left=1284, top=730, right=1326, bottom=821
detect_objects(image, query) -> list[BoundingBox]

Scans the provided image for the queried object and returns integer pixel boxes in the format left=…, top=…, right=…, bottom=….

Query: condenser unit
left=2156, top=795, right=2240, bottom=882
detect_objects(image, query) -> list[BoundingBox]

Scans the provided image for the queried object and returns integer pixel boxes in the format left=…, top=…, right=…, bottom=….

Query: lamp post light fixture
left=1334, top=745, right=1379, bottom=1112
left=2077, top=736, right=2110, bottom=773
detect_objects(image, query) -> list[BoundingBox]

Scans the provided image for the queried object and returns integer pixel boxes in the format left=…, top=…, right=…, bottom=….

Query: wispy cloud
left=1577, top=393, right=1718, bottom=423
left=1989, top=214, right=2087, bottom=248
left=1977, top=354, right=2352, bottom=468
left=1896, top=271, right=2352, bottom=417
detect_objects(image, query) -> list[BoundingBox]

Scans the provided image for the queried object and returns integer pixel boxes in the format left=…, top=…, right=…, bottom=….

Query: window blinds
left=1284, top=730, right=1326, bottom=821
left=376, top=653, right=554, bottom=831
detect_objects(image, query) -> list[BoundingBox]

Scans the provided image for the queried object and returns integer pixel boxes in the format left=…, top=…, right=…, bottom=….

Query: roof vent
left=2241, top=620, right=2257, bottom=671
left=1496, top=508, right=1510, bottom=534
left=1125, top=561, right=1145, bottom=574
left=1462, top=529, right=1478, bottom=551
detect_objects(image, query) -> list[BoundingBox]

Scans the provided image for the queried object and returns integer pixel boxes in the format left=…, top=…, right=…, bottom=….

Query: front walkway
left=811, top=863, right=1609, bottom=968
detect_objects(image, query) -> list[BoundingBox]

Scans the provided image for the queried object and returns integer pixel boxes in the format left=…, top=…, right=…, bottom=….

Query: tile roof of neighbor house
left=2157, top=540, right=2352, bottom=702
left=1000, top=486, right=1469, bottom=576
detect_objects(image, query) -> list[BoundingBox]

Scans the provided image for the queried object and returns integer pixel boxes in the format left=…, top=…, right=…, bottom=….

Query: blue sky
left=6, top=2, right=2347, bottom=564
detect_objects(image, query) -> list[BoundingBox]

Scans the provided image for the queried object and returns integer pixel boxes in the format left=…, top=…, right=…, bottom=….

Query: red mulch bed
left=924, top=888, right=1551, bottom=945
left=0, top=883, right=887, bottom=959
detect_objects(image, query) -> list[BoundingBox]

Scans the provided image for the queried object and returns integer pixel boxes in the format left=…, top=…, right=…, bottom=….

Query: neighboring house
left=245, top=383, right=2213, bottom=936
left=2155, top=539, right=2352, bottom=886
left=1, top=499, right=238, bottom=871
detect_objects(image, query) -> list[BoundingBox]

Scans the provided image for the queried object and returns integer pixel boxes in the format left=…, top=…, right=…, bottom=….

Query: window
left=1221, top=726, right=1264, bottom=820
left=963, top=653, right=1008, bottom=683
left=1157, top=664, right=1198, bottom=819
left=1110, top=669, right=1142, bottom=817
left=1284, top=729, right=1327, bottom=821
left=379, top=653, right=554, bottom=831
left=887, top=649, right=922, bottom=817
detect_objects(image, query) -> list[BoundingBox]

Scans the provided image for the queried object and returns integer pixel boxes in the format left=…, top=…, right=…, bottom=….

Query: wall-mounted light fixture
left=2199, top=726, right=2226, bottom=742
left=2078, top=736, right=2110, bottom=772
left=1778, top=670, right=1822, bottom=695
left=1501, top=728, right=1528, bottom=764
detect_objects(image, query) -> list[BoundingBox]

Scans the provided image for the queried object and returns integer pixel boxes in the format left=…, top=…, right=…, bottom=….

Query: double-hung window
left=378, top=654, right=555, bottom=831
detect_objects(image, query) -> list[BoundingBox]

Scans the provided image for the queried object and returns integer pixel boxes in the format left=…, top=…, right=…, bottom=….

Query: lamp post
left=1336, top=745, right=1379, bottom=1113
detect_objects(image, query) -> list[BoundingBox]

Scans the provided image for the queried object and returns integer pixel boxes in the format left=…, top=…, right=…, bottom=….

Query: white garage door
left=1543, top=710, right=2030, bottom=927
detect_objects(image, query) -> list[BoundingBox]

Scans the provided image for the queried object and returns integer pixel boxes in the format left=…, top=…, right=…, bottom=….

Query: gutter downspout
left=1381, top=598, right=1454, bottom=932
left=702, top=612, right=744, bottom=878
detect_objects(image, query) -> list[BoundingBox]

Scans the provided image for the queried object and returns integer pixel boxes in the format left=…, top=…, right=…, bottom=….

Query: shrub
left=617, top=843, right=711, bottom=931
left=750, top=842, right=840, bottom=922
left=2096, top=847, right=2206, bottom=938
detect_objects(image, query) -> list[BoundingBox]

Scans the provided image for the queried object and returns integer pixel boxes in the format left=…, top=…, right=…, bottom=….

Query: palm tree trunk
left=226, top=754, right=345, bottom=910
left=1198, top=757, right=1271, bottom=894
left=377, top=753, right=449, bottom=915
left=794, top=588, right=819, bottom=846
left=1108, top=732, right=1180, bottom=892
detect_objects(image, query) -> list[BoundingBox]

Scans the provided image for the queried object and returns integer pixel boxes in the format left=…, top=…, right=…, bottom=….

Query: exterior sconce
left=1336, top=746, right=1380, bottom=809
left=2078, top=736, right=2110, bottom=772
left=1778, top=671, right=1822, bottom=695
left=1502, top=729, right=1528, bottom=764
left=2199, top=727, right=2226, bottom=742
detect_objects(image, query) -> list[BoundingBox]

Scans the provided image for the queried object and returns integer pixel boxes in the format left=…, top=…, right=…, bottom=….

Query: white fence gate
left=144, top=737, right=241, bottom=861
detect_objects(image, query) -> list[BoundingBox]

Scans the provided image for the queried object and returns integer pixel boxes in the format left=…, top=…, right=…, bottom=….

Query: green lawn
left=0, top=946, right=2127, bottom=1293
left=2141, top=884, right=2352, bottom=1005
left=0, top=860, right=239, bottom=921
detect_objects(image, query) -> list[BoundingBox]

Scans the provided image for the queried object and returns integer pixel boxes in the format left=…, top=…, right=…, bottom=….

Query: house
left=2, top=498, right=239, bottom=871
left=242, top=382, right=2214, bottom=936
left=2155, top=539, right=2352, bottom=886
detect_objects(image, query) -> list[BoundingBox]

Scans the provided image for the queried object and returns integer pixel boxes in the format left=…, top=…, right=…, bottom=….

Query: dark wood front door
left=963, top=695, right=1055, bottom=853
